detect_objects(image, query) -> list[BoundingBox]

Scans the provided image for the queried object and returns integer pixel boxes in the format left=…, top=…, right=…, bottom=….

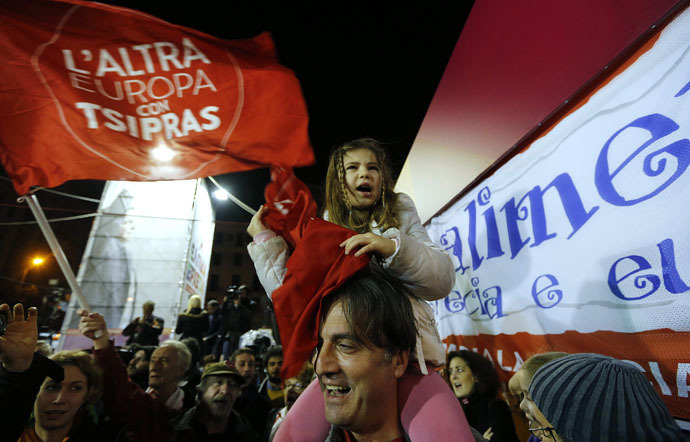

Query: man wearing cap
left=170, top=361, right=258, bottom=441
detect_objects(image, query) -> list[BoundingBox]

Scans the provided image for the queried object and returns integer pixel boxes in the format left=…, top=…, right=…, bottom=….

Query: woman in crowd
left=1, top=303, right=104, bottom=442
left=174, top=295, right=207, bottom=350
left=447, top=350, right=520, bottom=442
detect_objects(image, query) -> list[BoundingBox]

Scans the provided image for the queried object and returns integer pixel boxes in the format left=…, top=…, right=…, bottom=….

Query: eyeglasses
left=284, top=381, right=306, bottom=392
left=528, top=426, right=557, bottom=440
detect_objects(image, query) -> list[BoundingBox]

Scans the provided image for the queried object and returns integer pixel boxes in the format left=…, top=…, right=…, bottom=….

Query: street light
left=20, top=256, right=45, bottom=285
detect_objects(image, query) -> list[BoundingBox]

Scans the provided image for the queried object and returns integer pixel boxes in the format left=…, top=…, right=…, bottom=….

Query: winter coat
left=248, top=193, right=454, bottom=371
left=175, top=307, right=207, bottom=347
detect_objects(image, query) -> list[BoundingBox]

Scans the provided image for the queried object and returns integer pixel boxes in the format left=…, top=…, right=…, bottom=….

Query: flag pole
left=19, top=192, right=91, bottom=311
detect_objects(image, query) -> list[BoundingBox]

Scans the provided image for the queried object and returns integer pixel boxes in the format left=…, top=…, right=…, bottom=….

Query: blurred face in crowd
left=234, top=353, right=256, bottom=382
left=206, top=303, right=218, bottom=315
left=34, top=365, right=89, bottom=435
left=149, top=346, right=185, bottom=390
left=127, top=349, right=149, bottom=377
left=266, top=355, right=283, bottom=385
left=200, top=375, right=241, bottom=420
left=448, top=356, right=476, bottom=399
left=283, top=377, right=306, bottom=411
left=142, top=304, right=154, bottom=317
left=509, top=369, right=561, bottom=442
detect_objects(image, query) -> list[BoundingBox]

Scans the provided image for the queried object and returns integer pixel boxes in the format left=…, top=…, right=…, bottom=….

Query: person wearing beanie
left=528, top=353, right=686, bottom=442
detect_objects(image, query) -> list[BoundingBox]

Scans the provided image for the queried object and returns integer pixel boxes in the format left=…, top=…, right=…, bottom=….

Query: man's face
left=200, top=375, right=240, bottom=420
left=266, top=355, right=283, bottom=385
left=315, top=299, right=407, bottom=435
left=142, top=304, right=153, bottom=317
left=149, top=346, right=184, bottom=390
left=283, top=377, right=306, bottom=411
left=234, top=353, right=256, bottom=382
left=127, top=349, right=149, bottom=377
left=206, top=303, right=218, bottom=314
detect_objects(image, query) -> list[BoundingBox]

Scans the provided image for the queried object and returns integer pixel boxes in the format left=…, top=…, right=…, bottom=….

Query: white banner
left=426, top=7, right=690, bottom=419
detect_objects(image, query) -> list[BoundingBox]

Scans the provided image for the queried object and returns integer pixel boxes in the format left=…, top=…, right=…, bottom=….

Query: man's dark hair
left=446, top=350, right=500, bottom=398
left=320, top=273, right=417, bottom=355
left=263, top=345, right=283, bottom=363
left=230, top=347, right=255, bottom=363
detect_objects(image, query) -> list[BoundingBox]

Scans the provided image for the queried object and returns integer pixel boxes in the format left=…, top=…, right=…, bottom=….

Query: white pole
left=19, top=193, right=91, bottom=311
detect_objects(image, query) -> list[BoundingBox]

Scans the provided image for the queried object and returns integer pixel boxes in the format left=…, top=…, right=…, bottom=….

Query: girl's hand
left=247, top=205, right=268, bottom=238
left=340, top=233, right=396, bottom=258
left=0, top=303, right=37, bottom=373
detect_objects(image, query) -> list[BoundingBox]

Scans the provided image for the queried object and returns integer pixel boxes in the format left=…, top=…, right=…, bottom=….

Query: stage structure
left=59, top=179, right=214, bottom=350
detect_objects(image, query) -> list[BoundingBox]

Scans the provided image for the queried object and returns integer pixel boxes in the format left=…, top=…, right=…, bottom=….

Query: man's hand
left=0, top=303, right=38, bottom=373
left=247, top=205, right=268, bottom=238
left=483, top=427, right=493, bottom=441
left=340, top=233, right=396, bottom=258
left=78, top=309, right=110, bottom=350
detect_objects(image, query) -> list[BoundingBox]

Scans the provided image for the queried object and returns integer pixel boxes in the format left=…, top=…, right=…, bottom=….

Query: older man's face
left=315, top=299, right=406, bottom=435
left=200, top=375, right=241, bottom=420
left=149, top=346, right=184, bottom=390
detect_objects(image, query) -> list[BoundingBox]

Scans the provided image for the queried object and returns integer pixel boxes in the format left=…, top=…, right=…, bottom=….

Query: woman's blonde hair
left=50, top=350, right=103, bottom=403
left=324, top=138, right=400, bottom=233
left=185, top=295, right=202, bottom=313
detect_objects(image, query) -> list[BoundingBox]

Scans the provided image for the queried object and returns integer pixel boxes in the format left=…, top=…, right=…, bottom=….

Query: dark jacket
left=234, top=381, right=273, bottom=436
left=461, top=390, right=520, bottom=442
left=123, top=314, right=164, bottom=346
left=170, top=406, right=259, bottom=442
left=175, top=308, right=207, bottom=348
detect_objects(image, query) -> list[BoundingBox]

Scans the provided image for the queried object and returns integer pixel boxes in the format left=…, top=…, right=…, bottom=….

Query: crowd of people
left=1, top=138, right=686, bottom=441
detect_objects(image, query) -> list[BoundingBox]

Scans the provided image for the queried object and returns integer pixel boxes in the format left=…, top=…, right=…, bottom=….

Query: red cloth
left=262, top=166, right=318, bottom=251
left=273, top=218, right=370, bottom=380
left=0, top=0, right=313, bottom=195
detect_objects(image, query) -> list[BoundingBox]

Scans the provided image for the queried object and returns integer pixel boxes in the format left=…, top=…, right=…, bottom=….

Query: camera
left=0, top=309, right=7, bottom=336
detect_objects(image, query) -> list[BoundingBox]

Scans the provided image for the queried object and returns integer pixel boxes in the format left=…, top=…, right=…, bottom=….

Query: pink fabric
left=253, top=229, right=276, bottom=244
left=274, top=364, right=475, bottom=442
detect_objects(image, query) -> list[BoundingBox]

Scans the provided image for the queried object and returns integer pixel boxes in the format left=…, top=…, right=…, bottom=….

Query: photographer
left=215, top=285, right=252, bottom=361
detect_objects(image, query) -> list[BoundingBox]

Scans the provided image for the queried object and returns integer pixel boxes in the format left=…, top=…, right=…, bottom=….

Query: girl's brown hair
left=324, top=138, right=400, bottom=232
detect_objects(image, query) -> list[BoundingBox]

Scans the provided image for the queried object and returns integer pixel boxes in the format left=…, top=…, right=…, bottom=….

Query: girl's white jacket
left=247, top=193, right=455, bottom=373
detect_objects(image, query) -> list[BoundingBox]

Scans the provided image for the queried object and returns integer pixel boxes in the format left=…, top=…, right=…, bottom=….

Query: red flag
left=262, top=166, right=318, bottom=251
left=272, top=218, right=370, bottom=380
left=0, top=0, right=314, bottom=195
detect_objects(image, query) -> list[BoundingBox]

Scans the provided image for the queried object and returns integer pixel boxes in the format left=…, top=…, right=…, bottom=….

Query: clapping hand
left=0, top=303, right=37, bottom=373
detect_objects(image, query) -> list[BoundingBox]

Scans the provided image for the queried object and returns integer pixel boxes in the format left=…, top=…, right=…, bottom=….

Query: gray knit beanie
left=529, top=353, right=685, bottom=442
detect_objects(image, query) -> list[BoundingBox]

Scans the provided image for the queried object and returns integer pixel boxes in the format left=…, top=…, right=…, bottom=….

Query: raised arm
left=246, top=205, right=289, bottom=299
left=0, top=303, right=63, bottom=440
left=78, top=310, right=172, bottom=440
